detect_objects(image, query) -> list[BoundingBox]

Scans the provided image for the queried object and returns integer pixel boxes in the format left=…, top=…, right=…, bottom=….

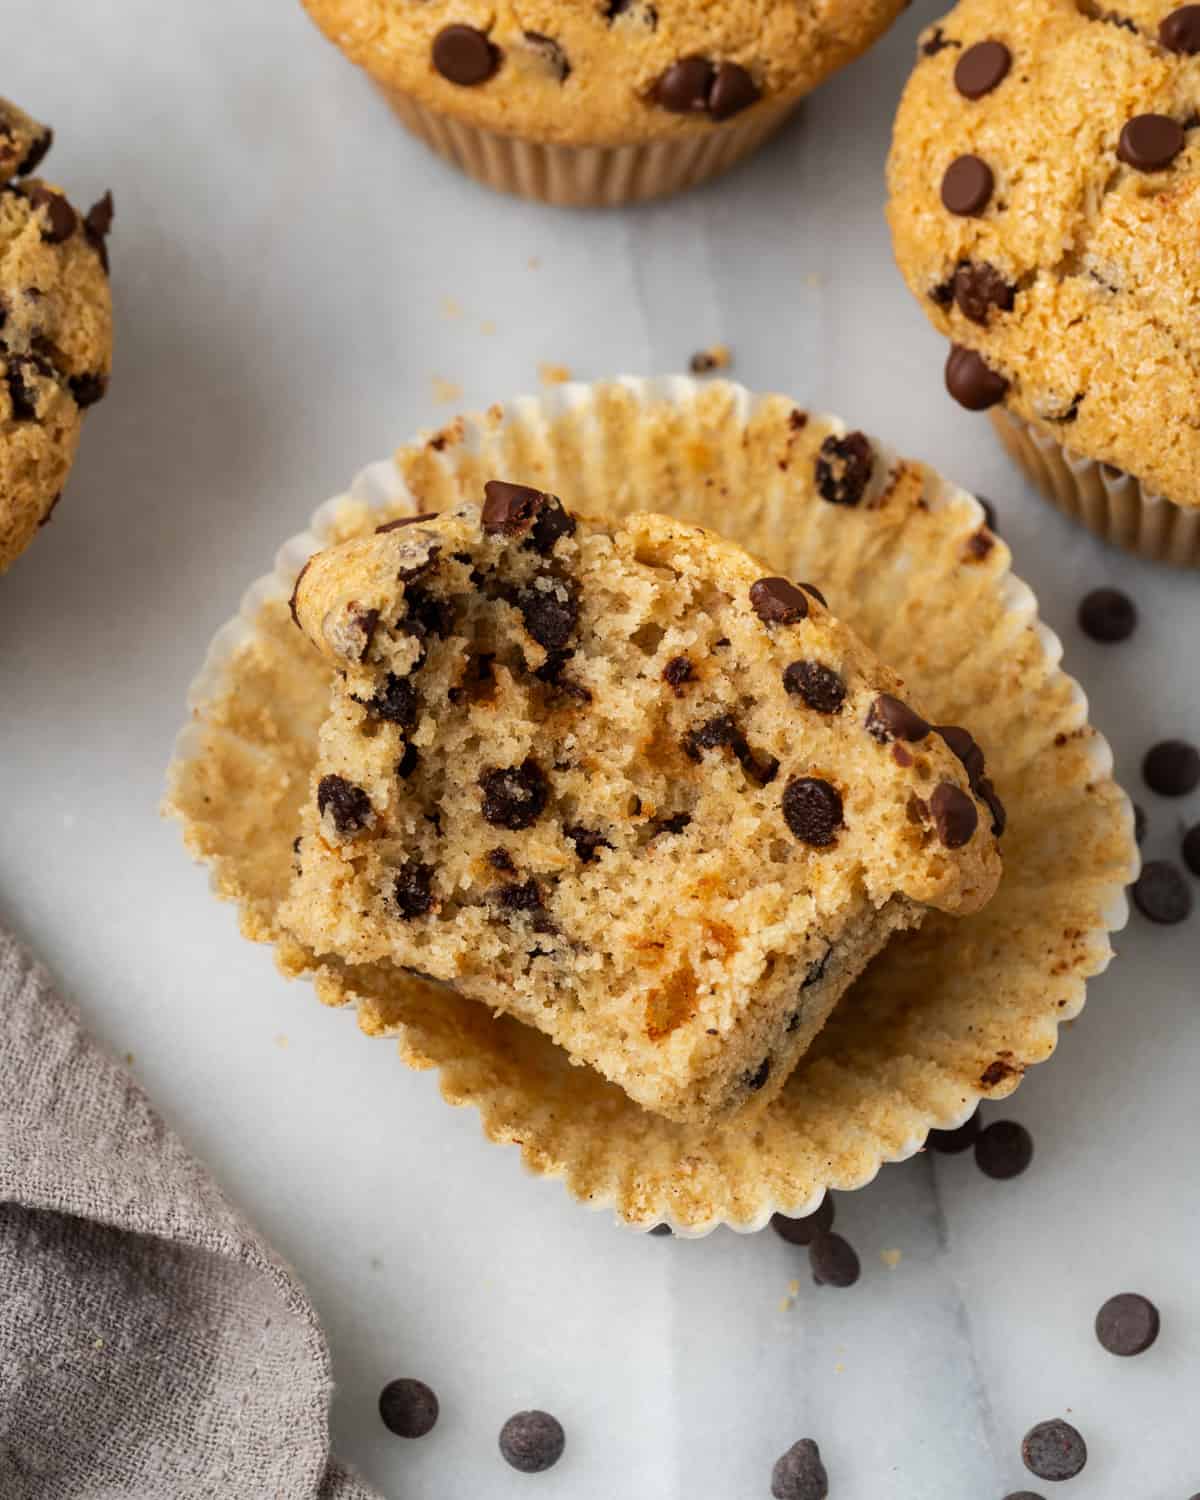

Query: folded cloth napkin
left=0, top=927, right=382, bottom=1500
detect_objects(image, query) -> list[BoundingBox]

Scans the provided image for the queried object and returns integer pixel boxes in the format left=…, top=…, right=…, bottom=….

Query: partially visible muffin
left=1, top=98, right=113, bottom=573
left=888, top=0, right=1200, bottom=560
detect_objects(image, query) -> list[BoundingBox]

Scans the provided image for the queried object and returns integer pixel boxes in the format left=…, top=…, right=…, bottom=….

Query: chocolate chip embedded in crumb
left=652, top=811, right=693, bottom=836
left=782, top=777, right=843, bottom=848
left=317, top=774, right=373, bottom=836
left=24, top=184, right=77, bottom=243
left=953, top=261, right=1015, bottom=324
left=945, top=343, right=1009, bottom=410
left=432, top=24, right=501, bottom=86
left=1118, top=114, right=1185, bottom=171
left=495, top=878, right=555, bottom=933
left=930, top=782, right=978, bottom=847
left=480, top=759, right=549, bottom=830
left=1143, top=739, right=1200, bottom=796
left=743, top=1057, right=771, bottom=1092
left=564, top=823, right=613, bottom=862
left=487, top=846, right=516, bottom=874
left=1160, top=4, right=1200, bottom=51
left=1132, top=861, right=1193, bottom=924
left=362, top=673, right=418, bottom=729
left=499, top=1411, right=565, bottom=1473
left=517, top=576, right=579, bottom=650
left=481, top=479, right=575, bottom=552
left=750, top=577, right=809, bottom=624
left=974, top=1119, right=1033, bottom=1179
left=397, top=743, right=420, bottom=779
left=524, top=31, right=570, bottom=81
left=394, top=862, right=435, bottom=919
left=1021, top=1419, right=1087, bottom=1482
left=954, top=39, right=1011, bottom=98
left=927, top=1110, right=980, bottom=1153
left=68, top=372, right=108, bottom=408
left=663, top=655, right=694, bottom=694
left=866, top=694, right=931, bottom=744
left=770, top=1438, right=829, bottom=1500
left=798, top=582, right=827, bottom=607
left=771, top=1195, right=834, bottom=1246
left=783, top=661, right=846, bottom=715
left=815, top=431, right=874, bottom=506
left=940, top=154, right=994, bottom=216
left=1078, top=586, right=1136, bottom=642
left=1095, top=1292, right=1160, bottom=1356
left=16, top=126, right=52, bottom=176
left=655, top=55, right=715, bottom=112
left=809, top=1232, right=860, bottom=1287
left=708, top=62, right=760, bottom=120
left=379, top=1377, right=439, bottom=1439
left=5, top=356, right=43, bottom=421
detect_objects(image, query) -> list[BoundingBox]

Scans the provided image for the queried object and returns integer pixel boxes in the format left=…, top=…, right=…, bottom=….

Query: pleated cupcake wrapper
left=167, top=377, right=1137, bottom=1235
left=373, top=83, right=802, bottom=207
left=990, top=407, right=1200, bottom=568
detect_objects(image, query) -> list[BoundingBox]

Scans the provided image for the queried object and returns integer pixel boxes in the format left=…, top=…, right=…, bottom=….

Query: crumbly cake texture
left=0, top=97, right=113, bottom=571
left=301, top=0, right=907, bottom=148
left=281, top=495, right=1001, bottom=1124
left=167, top=381, right=1135, bottom=1230
left=888, top=0, right=1200, bottom=510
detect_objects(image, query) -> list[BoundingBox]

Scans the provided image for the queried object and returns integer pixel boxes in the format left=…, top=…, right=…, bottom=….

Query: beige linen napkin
left=0, top=927, right=382, bottom=1500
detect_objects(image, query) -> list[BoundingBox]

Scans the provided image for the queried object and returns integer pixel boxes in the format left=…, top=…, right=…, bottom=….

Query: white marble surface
left=3, top=3, right=1199, bottom=1496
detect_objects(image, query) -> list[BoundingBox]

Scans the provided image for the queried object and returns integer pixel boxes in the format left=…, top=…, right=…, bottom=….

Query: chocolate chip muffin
left=888, top=0, right=1200, bottom=564
left=301, top=0, right=908, bottom=205
left=281, top=489, right=1002, bottom=1124
left=0, top=99, right=113, bottom=573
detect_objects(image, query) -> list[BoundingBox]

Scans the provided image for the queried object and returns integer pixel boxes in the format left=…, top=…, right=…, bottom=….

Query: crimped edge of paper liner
left=167, top=376, right=1137, bottom=1236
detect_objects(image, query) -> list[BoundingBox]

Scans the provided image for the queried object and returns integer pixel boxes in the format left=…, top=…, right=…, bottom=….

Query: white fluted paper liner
left=167, top=377, right=1137, bottom=1235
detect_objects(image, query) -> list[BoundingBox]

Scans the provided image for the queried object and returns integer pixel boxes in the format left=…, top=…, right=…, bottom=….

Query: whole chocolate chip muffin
left=887, top=0, right=1200, bottom=564
left=301, top=0, right=908, bottom=204
left=0, top=98, right=113, bottom=573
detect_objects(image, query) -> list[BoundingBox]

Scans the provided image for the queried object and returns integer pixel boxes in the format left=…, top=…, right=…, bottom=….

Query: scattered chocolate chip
left=810, top=1232, right=860, bottom=1287
left=931, top=783, right=978, bottom=847
left=783, top=661, right=846, bottom=715
left=663, top=655, right=694, bottom=694
left=927, top=1110, right=980, bottom=1153
left=683, top=713, right=776, bottom=785
left=1118, top=113, right=1185, bottom=171
left=482, top=479, right=575, bottom=552
left=649, top=1222, right=673, bottom=1236
left=922, top=25, right=960, bottom=54
left=954, top=39, right=1011, bottom=98
left=317, top=775, right=373, bottom=836
left=798, top=582, right=827, bottom=607
left=1077, top=586, right=1136, bottom=642
left=751, top=577, right=809, bottom=624
left=496, top=877, right=554, bottom=933
left=744, top=1057, right=771, bottom=1092
left=953, top=261, right=1015, bottom=324
left=379, top=1377, right=439, bottom=1438
left=487, top=846, right=516, bottom=873
left=771, top=1438, right=829, bottom=1500
left=866, top=694, right=931, bottom=744
left=362, top=673, right=418, bottom=729
left=1132, top=860, right=1193, bottom=923
left=403, top=585, right=455, bottom=642
left=655, top=55, right=714, bottom=112
left=708, top=61, right=760, bottom=121
left=393, top=862, right=434, bottom=919
left=499, top=1411, right=565, bottom=1473
left=397, top=743, right=420, bottom=779
left=376, top=513, right=438, bottom=534
left=518, top=577, right=578, bottom=650
left=1021, top=1420, right=1087, bottom=1482
left=564, top=823, right=612, bottom=863
left=1160, top=3, right=1200, bottom=51
left=480, top=759, right=548, bottom=830
left=945, top=343, right=1009, bottom=409
left=1183, top=823, right=1200, bottom=875
left=771, top=1196, right=835, bottom=1246
left=1143, top=739, right=1200, bottom=796
left=524, top=31, right=570, bottom=81
left=815, top=431, right=874, bottom=506
left=16, top=126, right=52, bottom=176
left=974, top=1119, right=1033, bottom=1179
left=1095, top=1292, right=1160, bottom=1356
left=68, top=372, right=107, bottom=408
left=782, top=777, right=843, bottom=848
left=24, top=183, right=76, bottom=243
left=432, top=23, right=501, bottom=86
left=941, top=154, right=994, bottom=215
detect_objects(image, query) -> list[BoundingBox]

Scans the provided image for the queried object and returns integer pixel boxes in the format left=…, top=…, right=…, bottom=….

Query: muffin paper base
left=167, top=377, right=1136, bottom=1234
left=991, top=407, right=1200, bottom=568
left=374, top=84, right=803, bottom=207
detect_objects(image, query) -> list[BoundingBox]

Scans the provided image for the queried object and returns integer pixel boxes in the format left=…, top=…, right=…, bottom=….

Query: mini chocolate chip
left=499, top=1411, right=565, bottom=1473
left=751, top=577, right=809, bottom=624
left=363, top=673, right=418, bottom=728
left=1095, top=1292, right=1160, bottom=1355
left=481, top=479, right=575, bottom=552
left=25, top=183, right=77, bottom=243
left=866, top=694, right=931, bottom=743
left=394, top=862, right=435, bottom=919
left=1118, top=113, right=1185, bottom=171
left=798, top=582, right=827, bottom=607
left=974, top=1119, right=1033, bottom=1179
left=1143, top=739, right=1200, bottom=796
left=655, top=56, right=715, bottom=112
left=927, top=1110, right=980, bottom=1153
left=376, top=513, right=438, bottom=534
left=317, top=775, right=373, bottom=836
left=783, top=661, right=846, bottom=714
left=480, top=759, right=548, bottom=830
left=518, top=577, right=578, bottom=650
left=930, top=782, right=978, bottom=847
left=663, top=655, right=694, bottom=694
left=708, top=61, right=760, bottom=121
left=1132, top=860, right=1193, bottom=924
left=524, top=31, right=570, bottom=81
left=487, top=846, right=516, bottom=873
left=954, top=39, right=1011, bottom=98
left=815, top=431, right=874, bottom=506
left=810, top=1232, right=860, bottom=1287
left=771, top=1196, right=834, bottom=1246
left=770, top=1438, right=829, bottom=1500
left=1021, top=1419, right=1087, bottom=1482
left=16, top=127, right=52, bottom=176
left=379, top=1378, right=439, bottom=1438
left=432, top=24, right=501, bottom=86
left=1183, top=824, right=1200, bottom=875
left=945, top=344, right=1009, bottom=409
left=1161, top=3, right=1200, bottom=51
left=564, top=823, right=613, bottom=862
left=953, top=261, right=1015, bottom=324
left=941, top=154, right=994, bottom=215
left=782, top=777, right=843, bottom=848
left=1078, top=586, right=1136, bottom=642
left=68, top=372, right=107, bottom=408
left=397, top=743, right=420, bottom=779
left=744, top=1057, right=771, bottom=1091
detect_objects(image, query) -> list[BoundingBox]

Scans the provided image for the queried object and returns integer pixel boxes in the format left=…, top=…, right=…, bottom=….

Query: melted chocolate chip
left=798, top=582, right=827, bottom=607
left=941, top=155, right=994, bottom=216
left=317, top=775, right=373, bottom=835
left=481, top=480, right=575, bottom=552
left=930, top=782, right=978, bottom=847
left=743, top=1057, right=771, bottom=1092
left=866, top=694, right=931, bottom=744
left=16, top=126, right=52, bottom=176
left=564, top=823, right=613, bottom=862
left=24, top=183, right=76, bottom=243
left=517, top=577, right=578, bottom=650
left=683, top=713, right=777, bottom=785
left=750, top=577, right=809, bottom=624
left=68, top=372, right=107, bottom=408
left=945, top=344, right=1009, bottom=409
left=815, top=431, right=874, bottom=506
left=652, top=811, right=692, bottom=836
left=432, top=24, right=501, bottom=86
left=783, top=661, right=846, bottom=714
left=954, top=40, right=1011, bottom=98
left=953, top=261, right=1015, bottom=324
left=397, top=743, right=420, bottom=779
left=394, top=862, right=435, bottom=919
left=362, top=673, right=418, bottom=729
left=782, top=777, right=843, bottom=847
left=663, top=655, right=694, bottom=694
left=480, top=759, right=549, bottom=830
left=1118, top=114, right=1185, bottom=171
left=487, top=846, right=516, bottom=873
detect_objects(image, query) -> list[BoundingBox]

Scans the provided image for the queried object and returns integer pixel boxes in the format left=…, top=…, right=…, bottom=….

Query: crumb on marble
left=538, top=362, right=572, bottom=386
left=441, top=297, right=463, bottom=320
left=881, top=1248, right=902, bottom=1268
left=689, top=344, right=732, bottom=375
left=480, top=319, right=496, bottom=336
left=432, top=377, right=463, bottom=404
